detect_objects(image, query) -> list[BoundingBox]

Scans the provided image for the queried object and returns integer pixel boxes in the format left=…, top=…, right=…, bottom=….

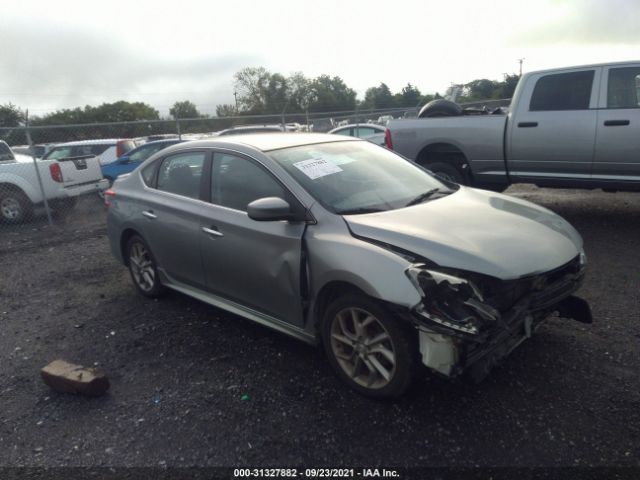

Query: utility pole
left=233, top=91, right=238, bottom=113
left=518, top=58, right=525, bottom=77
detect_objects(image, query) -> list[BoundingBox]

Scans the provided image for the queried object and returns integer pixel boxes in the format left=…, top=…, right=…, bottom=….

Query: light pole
left=518, top=58, right=525, bottom=77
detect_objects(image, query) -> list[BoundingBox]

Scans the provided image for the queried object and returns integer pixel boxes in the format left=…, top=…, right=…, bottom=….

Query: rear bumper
left=61, top=178, right=109, bottom=197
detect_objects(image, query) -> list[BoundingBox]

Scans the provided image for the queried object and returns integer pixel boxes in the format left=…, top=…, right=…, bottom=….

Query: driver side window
left=211, top=153, right=287, bottom=211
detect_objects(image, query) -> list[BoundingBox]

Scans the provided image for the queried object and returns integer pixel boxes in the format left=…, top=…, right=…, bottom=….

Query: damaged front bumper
left=405, top=256, right=591, bottom=381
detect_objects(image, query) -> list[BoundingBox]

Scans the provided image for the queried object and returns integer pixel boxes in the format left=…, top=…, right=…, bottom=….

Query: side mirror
left=119, top=156, right=130, bottom=164
left=247, top=197, right=302, bottom=222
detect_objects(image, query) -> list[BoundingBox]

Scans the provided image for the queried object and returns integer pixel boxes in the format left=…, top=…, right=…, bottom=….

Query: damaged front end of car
left=403, top=254, right=591, bottom=382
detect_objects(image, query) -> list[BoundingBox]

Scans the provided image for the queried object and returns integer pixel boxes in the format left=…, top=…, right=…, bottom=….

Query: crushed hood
left=344, top=187, right=582, bottom=280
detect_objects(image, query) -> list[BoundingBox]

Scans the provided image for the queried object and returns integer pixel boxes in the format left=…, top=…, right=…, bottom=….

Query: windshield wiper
left=338, top=207, right=385, bottom=215
left=404, top=188, right=449, bottom=207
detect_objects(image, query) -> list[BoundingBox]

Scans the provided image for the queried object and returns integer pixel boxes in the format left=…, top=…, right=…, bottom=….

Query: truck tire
left=418, top=99, right=463, bottom=118
left=426, top=162, right=465, bottom=184
left=0, top=188, right=33, bottom=224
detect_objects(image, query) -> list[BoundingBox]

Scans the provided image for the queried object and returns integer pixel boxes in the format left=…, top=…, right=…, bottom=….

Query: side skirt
left=159, top=271, right=317, bottom=345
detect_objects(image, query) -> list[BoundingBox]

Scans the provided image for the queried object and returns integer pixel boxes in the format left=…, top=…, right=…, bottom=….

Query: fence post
left=25, top=111, right=53, bottom=226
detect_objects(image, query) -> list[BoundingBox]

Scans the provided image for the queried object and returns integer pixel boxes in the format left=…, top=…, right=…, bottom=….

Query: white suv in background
left=43, top=138, right=136, bottom=165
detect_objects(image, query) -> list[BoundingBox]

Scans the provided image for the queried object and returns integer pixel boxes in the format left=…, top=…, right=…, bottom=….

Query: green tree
left=0, top=103, right=25, bottom=128
left=308, top=75, right=356, bottom=113
left=495, top=74, right=519, bottom=99
left=287, top=72, right=313, bottom=113
left=399, top=83, right=422, bottom=107
left=234, top=67, right=272, bottom=114
left=216, top=104, right=237, bottom=117
left=170, top=100, right=201, bottom=119
left=464, top=79, right=499, bottom=100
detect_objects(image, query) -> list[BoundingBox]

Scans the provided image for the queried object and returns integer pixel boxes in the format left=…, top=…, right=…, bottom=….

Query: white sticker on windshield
left=293, top=158, right=343, bottom=180
left=325, top=154, right=356, bottom=166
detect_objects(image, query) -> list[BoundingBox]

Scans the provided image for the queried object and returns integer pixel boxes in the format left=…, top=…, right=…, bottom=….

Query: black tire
left=321, top=293, right=419, bottom=398
left=426, top=161, right=465, bottom=184
left=418, top=99, right=463, bottom=118
left=0, top=188, right=33, bottom=224
left=126, top=235, right=167, bottom=298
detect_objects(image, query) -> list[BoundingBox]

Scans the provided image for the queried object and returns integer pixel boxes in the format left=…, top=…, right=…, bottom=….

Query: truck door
left=507, top=68, right=601, bottom=184
left=593, top=64, right=640, bottom=184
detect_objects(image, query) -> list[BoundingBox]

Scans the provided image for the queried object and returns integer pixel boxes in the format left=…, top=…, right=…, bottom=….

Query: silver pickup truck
left=387, top=61, right=640, bottom=192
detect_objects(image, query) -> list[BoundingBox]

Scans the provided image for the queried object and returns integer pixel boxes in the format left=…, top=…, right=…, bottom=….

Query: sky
left=1, top=0, right=639, bottom=117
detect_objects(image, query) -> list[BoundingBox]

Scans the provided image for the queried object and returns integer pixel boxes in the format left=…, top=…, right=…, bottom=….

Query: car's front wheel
left=322, top=293, right=418, bottom=398
left=126, top=235, right=166, bottom=298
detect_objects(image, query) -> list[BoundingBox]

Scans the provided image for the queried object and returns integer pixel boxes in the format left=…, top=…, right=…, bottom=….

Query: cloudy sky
left=1, top=0, right=638, bottom=116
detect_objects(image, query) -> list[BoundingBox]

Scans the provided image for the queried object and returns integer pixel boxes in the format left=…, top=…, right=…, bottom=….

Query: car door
left=138, top=150, right=211, bottom=289
left=508, top=68, right=600, bottom=181
left=593, top=64, right=640, bottom=181
left=200, top=151, right=307, bottom=326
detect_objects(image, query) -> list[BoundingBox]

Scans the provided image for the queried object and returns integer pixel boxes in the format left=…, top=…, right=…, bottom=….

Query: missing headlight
left=405, top=265, right=500, bottom=335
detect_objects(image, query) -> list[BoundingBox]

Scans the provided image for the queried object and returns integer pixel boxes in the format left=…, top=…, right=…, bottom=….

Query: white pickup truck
left=0, top=141, right=108, bottom=223
left=387, top=61, right=640, bottom=192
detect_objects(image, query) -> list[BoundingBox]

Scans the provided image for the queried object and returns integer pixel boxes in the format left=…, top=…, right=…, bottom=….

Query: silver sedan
left=106, top=133, right=591, bottom=397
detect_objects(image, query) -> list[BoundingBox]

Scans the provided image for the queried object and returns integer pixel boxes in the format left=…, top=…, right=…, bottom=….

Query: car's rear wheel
left=322, top=293, right=418, bottom=398
left=126, top=235, right=166, bottom=297
left=0, top=189, right=32, bottom=224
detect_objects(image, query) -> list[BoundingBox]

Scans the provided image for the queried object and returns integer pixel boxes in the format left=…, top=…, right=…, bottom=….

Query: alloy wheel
left=329, top=307, right=397, bottom=389
left=129, top=241, right=156, bottom=292
left=1, top=197, right=22, bottom=220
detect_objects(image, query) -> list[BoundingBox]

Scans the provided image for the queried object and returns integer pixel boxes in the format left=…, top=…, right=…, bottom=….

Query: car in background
left=10, top=144, right=57, bottom=158
left=0, top=140, right=107, bottom=223
left=328, top=124, right=386, bottom=146
left=106, top=133, right=590, bottom=397
left=216, top=125, right=285, bottom=136
left=43, top=138, right=136, bottom=166
left=376, top=115, right=394, bottom=126
left=101, top=139, right=184, bottom=186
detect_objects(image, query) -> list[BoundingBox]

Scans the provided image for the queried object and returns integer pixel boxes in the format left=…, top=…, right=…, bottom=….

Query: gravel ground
left=0, top=186, right=639, bottom=469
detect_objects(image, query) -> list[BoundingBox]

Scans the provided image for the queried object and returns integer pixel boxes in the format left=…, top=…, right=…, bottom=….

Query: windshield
left=269, top=140, right=453, bottom=214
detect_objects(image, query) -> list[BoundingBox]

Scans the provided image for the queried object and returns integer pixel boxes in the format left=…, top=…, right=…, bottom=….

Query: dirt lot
left=0, top=186, right=639, bottom=469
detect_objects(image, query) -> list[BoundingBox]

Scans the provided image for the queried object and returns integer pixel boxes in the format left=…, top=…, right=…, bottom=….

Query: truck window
left=607, top=67, right=640, bottom=109
left=529, top=70, right=594, bottom=111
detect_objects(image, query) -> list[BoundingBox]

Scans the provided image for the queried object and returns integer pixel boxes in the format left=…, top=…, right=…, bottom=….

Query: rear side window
left=353, top=127, right=378, bottom=137
left=119, top=140, right=136, bottom=154
left=76, top=144, right=110, bottom=156
left=607, top=67, right=640, bottom=108
left=0, top=142, right=14, bottom=162
left=156, top=152, right=205, bottom=199
left=44, top=146, right=74, bottom=160
left=530, top=71, right=595, bottom=111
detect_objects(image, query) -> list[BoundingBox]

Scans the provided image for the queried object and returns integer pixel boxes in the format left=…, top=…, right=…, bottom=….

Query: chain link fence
left=0, top=102, right=502, bottom=232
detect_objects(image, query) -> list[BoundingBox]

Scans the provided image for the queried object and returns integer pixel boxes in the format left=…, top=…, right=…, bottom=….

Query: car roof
left=329, top=124, right=385, bottom=132
left=138, top=138, right=182, bottom=147
left=174, top=133, right=359, bottom=152
left=55, top=138, right=130, bottom=147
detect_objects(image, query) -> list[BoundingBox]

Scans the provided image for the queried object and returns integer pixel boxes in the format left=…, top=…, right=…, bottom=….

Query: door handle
left=202, top=226, right=224, bottom=237
left=603, top=119, right=630, bottom=126
left=517, top=122, right=538, bottom=128
left=142, top=210, right=157, bottom=219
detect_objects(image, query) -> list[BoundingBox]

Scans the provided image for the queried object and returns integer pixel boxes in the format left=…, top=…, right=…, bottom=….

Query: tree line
left=0, top=68, right=519, bottom=133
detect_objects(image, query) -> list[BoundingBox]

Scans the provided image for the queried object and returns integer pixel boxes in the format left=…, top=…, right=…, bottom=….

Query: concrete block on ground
left=41, top=359, right=110, bottom=397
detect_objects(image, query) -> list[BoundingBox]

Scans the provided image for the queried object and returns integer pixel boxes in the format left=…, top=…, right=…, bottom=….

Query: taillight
left=103, top=189, right=116, bottom=207
left=384, top=128, right=393, bottom=149
left=49, top=163, right=63, bottom=182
